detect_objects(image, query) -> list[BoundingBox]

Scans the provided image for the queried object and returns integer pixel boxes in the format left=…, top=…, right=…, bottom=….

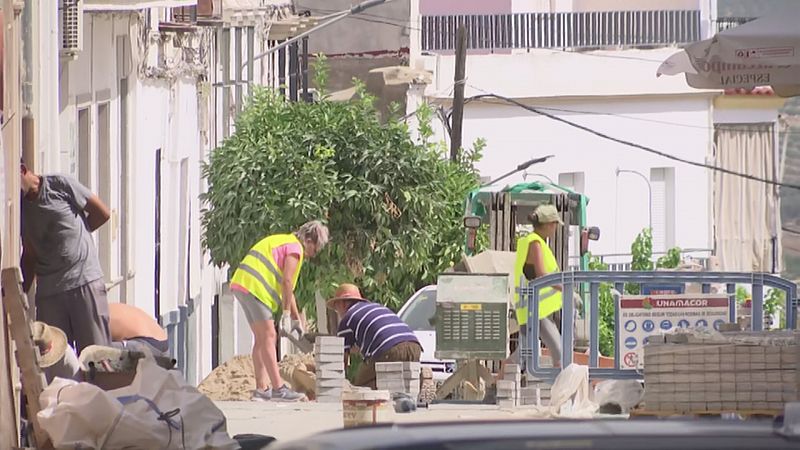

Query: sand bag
left=38, top=359, right=238, bottom=449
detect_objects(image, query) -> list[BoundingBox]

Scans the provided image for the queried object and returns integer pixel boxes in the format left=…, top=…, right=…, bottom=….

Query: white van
left=396, top=285, right=455, bottom=382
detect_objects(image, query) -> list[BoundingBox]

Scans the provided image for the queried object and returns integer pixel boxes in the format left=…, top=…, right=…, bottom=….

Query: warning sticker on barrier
left=618, top=294, right=730, bottom=370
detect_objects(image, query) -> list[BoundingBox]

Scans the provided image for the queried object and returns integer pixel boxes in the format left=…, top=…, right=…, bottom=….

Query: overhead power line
left=460, top=89, right=800, bottom=191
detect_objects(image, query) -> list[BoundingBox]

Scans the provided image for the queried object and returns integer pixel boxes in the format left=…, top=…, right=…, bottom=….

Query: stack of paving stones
left=314, top=336, right=346, bottom=403
left=643, top=330, right=799, bottom=413
left=376, top=362, right=421, bottom=401
left=496, top=364, right=522, bottom=408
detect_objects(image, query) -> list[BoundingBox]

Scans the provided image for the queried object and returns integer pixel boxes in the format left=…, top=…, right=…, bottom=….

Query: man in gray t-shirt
left=21, top=161, right=112, bottom=352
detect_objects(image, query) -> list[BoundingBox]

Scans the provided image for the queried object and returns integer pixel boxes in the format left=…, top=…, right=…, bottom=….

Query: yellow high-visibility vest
left=513, top=232, right=562, bottom=325
left=231, top=234, right=304, bottom=313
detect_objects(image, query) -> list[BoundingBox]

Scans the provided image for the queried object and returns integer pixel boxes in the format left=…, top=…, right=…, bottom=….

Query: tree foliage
left=201, top=82, right=484, bottom=313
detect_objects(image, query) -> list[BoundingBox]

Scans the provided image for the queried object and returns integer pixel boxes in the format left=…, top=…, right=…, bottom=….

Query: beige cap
left=532, top=204, right=564, bottom=225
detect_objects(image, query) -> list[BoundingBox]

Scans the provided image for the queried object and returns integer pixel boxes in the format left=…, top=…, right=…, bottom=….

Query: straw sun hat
left=31, top=321, right=68, bottom=368
left=326, top=283, right=368, bottom=309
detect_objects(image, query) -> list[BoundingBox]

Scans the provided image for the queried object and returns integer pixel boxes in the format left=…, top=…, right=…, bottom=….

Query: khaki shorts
left=233, top=290, right=274, bottom=324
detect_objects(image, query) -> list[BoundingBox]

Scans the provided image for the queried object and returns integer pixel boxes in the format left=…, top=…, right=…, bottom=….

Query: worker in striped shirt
left=329, top=283, right=422, bottom=389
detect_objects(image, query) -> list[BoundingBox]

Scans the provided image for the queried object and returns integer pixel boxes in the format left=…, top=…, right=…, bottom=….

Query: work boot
left=250, top=388, right=272, bottom=402
left=271, top=385, right=305, bottom=402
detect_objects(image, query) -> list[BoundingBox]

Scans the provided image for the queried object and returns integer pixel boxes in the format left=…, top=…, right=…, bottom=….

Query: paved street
left=217, top=401, right=530, bottom=442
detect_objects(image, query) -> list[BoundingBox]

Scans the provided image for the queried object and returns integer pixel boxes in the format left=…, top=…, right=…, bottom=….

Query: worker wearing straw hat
left=31, top=321, right=81, bottom=384
left=329, top=283, right=421, bottom=389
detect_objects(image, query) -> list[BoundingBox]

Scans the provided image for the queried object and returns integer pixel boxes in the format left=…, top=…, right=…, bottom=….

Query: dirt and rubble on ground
left=198, top=353, right=317, bottom=401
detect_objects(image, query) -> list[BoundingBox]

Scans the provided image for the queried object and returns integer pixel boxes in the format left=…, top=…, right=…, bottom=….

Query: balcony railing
left=421, top=10, right=701, bottom=52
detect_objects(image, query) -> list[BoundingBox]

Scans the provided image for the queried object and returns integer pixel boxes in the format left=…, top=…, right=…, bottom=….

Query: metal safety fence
left=519, top=271, right=798, bottom=381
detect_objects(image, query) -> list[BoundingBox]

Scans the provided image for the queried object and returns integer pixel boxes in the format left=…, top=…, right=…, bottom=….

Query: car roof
left=269, top=418, right=791, bottom=450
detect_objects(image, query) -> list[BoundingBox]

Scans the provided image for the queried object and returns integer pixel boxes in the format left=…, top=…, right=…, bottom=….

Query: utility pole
left=449, top=24, right=467, bottom=162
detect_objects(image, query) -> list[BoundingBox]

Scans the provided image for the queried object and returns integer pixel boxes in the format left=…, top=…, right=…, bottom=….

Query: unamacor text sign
left=619, top=294, right=730, bottom=370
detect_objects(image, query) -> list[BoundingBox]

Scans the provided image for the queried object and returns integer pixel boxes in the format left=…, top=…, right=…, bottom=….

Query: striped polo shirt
left=337, top=301, right=420, bottom=359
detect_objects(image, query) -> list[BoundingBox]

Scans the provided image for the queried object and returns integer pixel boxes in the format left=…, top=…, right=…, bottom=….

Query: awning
left=656, top=8, right=800, bottom=97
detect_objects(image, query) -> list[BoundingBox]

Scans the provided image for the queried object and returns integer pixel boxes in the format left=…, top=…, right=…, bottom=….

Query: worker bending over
left=329, top=284, right=421, bottom=389
left=109, top=303, right=170, bottom=358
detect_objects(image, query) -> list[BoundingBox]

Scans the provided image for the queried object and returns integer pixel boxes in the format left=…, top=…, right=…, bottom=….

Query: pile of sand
left=198, top=355, right=257, bottom=401
left=198, top=353, right=317, bottom=401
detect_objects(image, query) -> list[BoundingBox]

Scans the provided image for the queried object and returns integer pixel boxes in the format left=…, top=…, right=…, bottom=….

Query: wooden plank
left=1, top=268, right=51, bottom=448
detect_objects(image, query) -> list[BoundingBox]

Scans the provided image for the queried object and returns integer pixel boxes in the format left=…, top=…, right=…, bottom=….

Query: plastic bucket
left=342, top=390, right=391, bottom=428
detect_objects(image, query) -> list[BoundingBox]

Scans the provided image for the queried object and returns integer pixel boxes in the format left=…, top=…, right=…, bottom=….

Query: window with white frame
left=650, top=167, right=676, bottom=253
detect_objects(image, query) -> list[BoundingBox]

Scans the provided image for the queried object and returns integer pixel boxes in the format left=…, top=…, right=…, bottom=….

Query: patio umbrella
left=657, top=9, right=800, bottom=97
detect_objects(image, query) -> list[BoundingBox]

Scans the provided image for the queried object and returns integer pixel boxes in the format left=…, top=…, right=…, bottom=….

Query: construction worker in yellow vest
left=230, top=220, right=329, bottom=402
left=510, top=204, right=564, bottom=369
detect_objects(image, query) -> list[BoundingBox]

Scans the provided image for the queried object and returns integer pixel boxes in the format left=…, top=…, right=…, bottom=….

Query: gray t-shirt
left=21, top=175, right=103, bottom=297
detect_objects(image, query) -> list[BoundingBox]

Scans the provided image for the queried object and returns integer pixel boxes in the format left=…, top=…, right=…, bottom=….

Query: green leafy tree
left=588, top=254, right=615, bottom=357
left=201, top=83, right=484, bottom=314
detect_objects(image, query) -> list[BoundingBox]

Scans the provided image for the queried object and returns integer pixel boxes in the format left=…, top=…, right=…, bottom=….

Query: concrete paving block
left=767, top=391, right=783, bottom=402
left=722, top=402, right=738, bottom=411
left=753, top=402, right=770, bottom=410
left=720, top=382, right=735, bottom=393
left=674, top=382, right=690, bottom=393
left=674, top=354, right=690, bottom=365
left=656, top=402, right=676, bottom=412
left=314, top=343, right=345, bottom=354
left=702, top=363, right=721, bottom=372
left=768, top=401, right=786, bottom=410
left=402, top=362, right=421, bottom=371
left=497, top=399, right=516, bottom=409
left=317, top=378, right=344, bottom=388
left=750, top=391, right=767, bottom=402
left=689, top=373, right=704, bottom=383
left=376, top=362, right=404, bottom=373
left=707, top=402, right=722, bottom=411
left=720, top=373, right=735, bottom=383
left=735, top=392, right=751, bottom=402
left=735, top=382, right=752, bottom=392
left=317, top=362, right=346, bottom=371
left=316, top=353, right=343, bottom=363
left=504, top=364, right=520, bottom=374
left=751, top=362, right=766, bottom=370
left=704, top=392, right=722, bottom=402
left=751, top=372, right=767, bottom=382
left=764, top=369, right=781, bottom=383
left=673, top=392, right=691, bottom=402
left=721, top=392, right=736, bottom=402
left=703, top=382, right=721, bottom=392
left=315, top=336, right=344, bottom=346
left=782, top=371, right=796, bottom=383
left=316, top=370, right=345, bottom=379
left=735, top=372, right=751, bottom=382
left=316, top=395, right=342, bottom=403
left=690, top=402, right=707, bottom=411
left=689, top=383, right=705, bottom=392
left=720, top=362, right=736, bottom=372
left=688, top=353, right=705, bottom=364
left=751, top=382, right=769, bottom=391
left=675, top=402, right=691, bottom=412
left=316, top=387, right=343, bottom=397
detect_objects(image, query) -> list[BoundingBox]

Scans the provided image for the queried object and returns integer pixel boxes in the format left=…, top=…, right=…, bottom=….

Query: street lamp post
left=616, top=168, right=652, bottom=230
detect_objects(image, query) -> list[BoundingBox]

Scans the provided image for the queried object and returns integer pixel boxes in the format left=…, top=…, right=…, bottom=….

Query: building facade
left=408, top=0, right=784, bottom=271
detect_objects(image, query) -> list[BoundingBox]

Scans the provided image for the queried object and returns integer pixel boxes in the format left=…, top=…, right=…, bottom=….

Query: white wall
left=54, top=11, right=219, bottom=382
left=421, top=96, right=715, bottom=257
